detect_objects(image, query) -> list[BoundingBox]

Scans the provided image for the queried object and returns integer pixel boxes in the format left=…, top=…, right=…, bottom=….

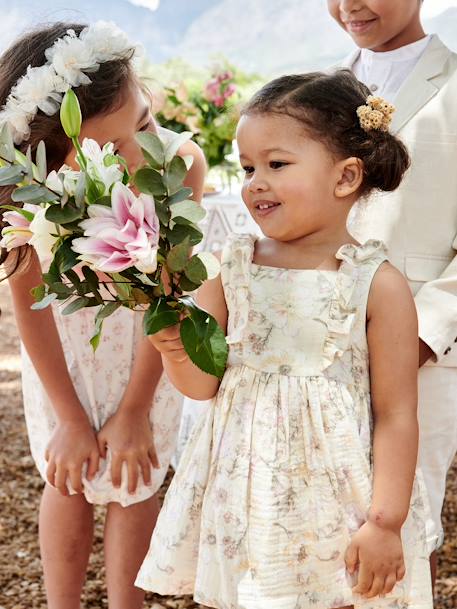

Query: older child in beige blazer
left=328, top=0, right=457, bottom=584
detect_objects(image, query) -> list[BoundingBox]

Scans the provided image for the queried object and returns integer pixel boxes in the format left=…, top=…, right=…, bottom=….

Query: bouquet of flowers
left=152, top=69, right=239, bottom=168
left=0, top=90, right=228, bottom=378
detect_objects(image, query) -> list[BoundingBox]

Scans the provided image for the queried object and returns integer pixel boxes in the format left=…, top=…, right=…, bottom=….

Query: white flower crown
left=0, top=21, right=139, bottom=145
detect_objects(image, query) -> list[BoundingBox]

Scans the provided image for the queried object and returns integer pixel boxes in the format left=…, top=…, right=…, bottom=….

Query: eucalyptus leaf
left=196, top=252, right=221, bottom=280
left=49, top=282, right=74, bottom=297
left=11, top=184, right=58, bottom=204
left=164, top=131, right=192, bottom=164
left=110, top=273, right=133, bottom=300
left=0, top=123, right=15, bottom=162
left=36, top=140, right=47, bottom=182
left=154, top=200, right=171, bottom=225
left=143, top=298, right=180, bottom=335
left=30, top=284, right=46, bottom=302
left=167, top=223, right=203, bottom=247
left=167, top=236, right=190, bottom=273
left=45, top=202, right=83, bottom=225
left=31, top=292, right=58, bottom=310
left=90, top=318, right=103, bottom=351
left=163, top=156, right=187, bottom=195
left=0, top=165, right=26, bottom=186
left=171, top=199, right=206, bottom=224
left=134, top=167, right=167, bottom=198
left=184, top=255, right=208, bottom=284
left=96, top=301, right=122, bottom=320
left=54, top=239, right=79, bottom=273
left=167, top=187, right=193, bottom=205
left=25, top=146, right=34, bottom=184
left=62, top=296, right=90, bottom=315
left=135, top=132, right=165, bottom=167
left=180, top=310, right=228, bottom=378
left=178, top=275, right=201, bottom=292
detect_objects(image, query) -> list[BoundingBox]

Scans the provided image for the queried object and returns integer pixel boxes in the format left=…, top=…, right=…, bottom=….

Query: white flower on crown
left=0, top=21, right=137, bottom=145
left=45, top=29, right=99, bottom=87
left=11, top=65, right=68, bottom=115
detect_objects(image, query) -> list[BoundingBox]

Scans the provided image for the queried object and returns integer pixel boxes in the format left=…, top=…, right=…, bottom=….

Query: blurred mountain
left=1, top=0, right=456, bottom=75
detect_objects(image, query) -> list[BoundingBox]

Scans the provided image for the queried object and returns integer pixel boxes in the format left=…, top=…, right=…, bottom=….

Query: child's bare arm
left=149, top=263, right=228, bottom=400
left=7, top=249, right=99, bottom=494
left=345, top=262, right=419, bottom=599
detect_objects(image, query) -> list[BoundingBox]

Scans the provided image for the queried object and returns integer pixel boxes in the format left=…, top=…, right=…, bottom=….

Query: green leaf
left=30, top=283, right=46, bottom=302
left=163, top=156, right=187, bottom=195
left=96, top=301, right=122, bottom=320
left=132, top=287, right=151, bottom=305
left=196, top=252, right=220, bottom=280
left=75, top=173, right=86, bottom=208
left=178, top=275, right=201, bottom=292
left=90, top=318, right=103, bottom=351
left=167, top=223, right=203, bottom=247
left=164, top=131, right=192, bottom=164
left=0, top=123, right=16, bottom=162
left=135, top=132, right=165, bottom=167
left=154, top=200, right=171, bottom=225
left=0, top=165, right=26, bottom=186
left=134, top=167, right=167, bottom=198
left=171, top=199, right=205, bottom=225
left=1, top=205, right=35, bottom=222
left=36, top=140, right=47, bottom=182
left=167, top=187, right=193, bottom=205
left=64, top=268, right=81, bottom=287
left=45, top=202, right=83, bottom=225
left=184, top=255, right=208, bottom=284
left=180, top=309, right=228, bottom=378
left=43, top=260, right=61, bottom=285
left=60, top=90, right=82, bottom=138
left=31, top=292, right=58, bottom=310
left=49, top=282, right=74, bottom=297
left=11, top=184, right=58, bottom=204
left=62, top=296, right=90, bottom=315
left=25, top=146, right=34, bottom=184
left=143, top=298, right=180, bottom=335
left=81, top=266, right=100, bottom=291
left=85, top=174, right=105, bottom=203
left=110, top=273, right=133, bottom=300
left=55, top=240, right=79, bottom=273
left=167, top=236, right=190, bottom=273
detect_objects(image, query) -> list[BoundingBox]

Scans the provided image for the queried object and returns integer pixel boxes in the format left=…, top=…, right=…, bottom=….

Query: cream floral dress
left=22, top=291, right=183, bottom=507
left=136, top=233, right=433, bottom=608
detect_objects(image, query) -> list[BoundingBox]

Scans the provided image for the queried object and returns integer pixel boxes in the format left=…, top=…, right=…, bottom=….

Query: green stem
left=72, top=137, right=87, bottom=171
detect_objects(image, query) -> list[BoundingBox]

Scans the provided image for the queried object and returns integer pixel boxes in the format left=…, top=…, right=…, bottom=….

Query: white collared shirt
left=352, top=35, right=433, bottom=101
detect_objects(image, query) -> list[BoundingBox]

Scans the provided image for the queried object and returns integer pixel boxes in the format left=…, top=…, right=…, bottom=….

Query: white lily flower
left=29, top=207, right=70, bottom=259
left=82, top=138, right=123, bottom=195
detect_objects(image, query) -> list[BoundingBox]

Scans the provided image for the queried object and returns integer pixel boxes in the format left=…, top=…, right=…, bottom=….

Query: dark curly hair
left=241, top=69, right=410, bottom=197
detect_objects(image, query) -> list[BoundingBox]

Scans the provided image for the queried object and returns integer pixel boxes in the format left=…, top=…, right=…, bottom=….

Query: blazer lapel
left=391, top=35, right=452, bottom=133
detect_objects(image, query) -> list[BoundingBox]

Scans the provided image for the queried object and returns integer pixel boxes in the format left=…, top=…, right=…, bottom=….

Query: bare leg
left=39, top=484, right=94, bottom=609
left=430, top=550, right=437, bottom=591
left=104, top=494, right=159, bottom=609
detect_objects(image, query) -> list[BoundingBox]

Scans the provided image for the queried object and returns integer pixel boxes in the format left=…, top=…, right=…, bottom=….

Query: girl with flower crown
left=0, top=21, right=206, bottom=609
left=136, top=70, right=433, bottom=609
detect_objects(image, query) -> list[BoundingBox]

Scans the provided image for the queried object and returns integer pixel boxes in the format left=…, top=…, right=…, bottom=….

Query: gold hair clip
left=356, top=95, right=395, bottom=132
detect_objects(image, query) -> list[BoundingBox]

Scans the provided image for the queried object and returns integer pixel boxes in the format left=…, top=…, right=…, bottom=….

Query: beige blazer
left=341, top=35, right=457, bottom=367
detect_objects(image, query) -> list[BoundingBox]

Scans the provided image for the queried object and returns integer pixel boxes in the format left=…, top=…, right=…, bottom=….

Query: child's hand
left=148, top=325, right=188, bottom=364
left=97, top=410, right=160, bottom=494
left=45, top=416, right=100, bottom=496
left=345, top=521, right=405, bottom=599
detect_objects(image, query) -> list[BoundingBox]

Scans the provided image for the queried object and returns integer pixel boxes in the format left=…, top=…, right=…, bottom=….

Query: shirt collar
left=360, top=34, right=433, bottom=68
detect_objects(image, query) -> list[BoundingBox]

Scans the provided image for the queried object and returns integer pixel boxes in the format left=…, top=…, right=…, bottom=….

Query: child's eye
left=242, top=166, right=254, bottom=175
left=270, top=161, right=288, bottom=169
left=139, top=118, right=153, bottom=132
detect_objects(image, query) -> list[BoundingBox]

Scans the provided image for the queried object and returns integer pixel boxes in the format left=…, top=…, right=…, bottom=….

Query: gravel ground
left=0, top=280, right=455, bottom=609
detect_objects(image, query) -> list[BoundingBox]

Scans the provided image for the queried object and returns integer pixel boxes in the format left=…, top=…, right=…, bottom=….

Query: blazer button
left=444, top=347, right=451, bottom=355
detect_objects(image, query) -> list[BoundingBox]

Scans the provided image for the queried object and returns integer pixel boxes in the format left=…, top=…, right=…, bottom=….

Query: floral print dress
left=21, top=294, right=183, bottom=507
left=136, top=233, right=433, bottom=608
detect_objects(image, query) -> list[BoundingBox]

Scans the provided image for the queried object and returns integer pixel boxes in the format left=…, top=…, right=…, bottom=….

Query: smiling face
left=64, top=81, right=156, bottom=172
left=327, top=0, right=424, bottom=52
left=237, top=113, right=360, bottom=243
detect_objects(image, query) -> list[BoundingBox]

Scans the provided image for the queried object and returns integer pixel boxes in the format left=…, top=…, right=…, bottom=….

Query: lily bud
left=60, top=90, right=82, bottom=139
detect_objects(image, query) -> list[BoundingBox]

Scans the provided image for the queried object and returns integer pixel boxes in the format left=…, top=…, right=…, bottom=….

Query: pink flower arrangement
left=72, top=182, right=160, bottom=273
left=204, top=70, right=237, bottom=108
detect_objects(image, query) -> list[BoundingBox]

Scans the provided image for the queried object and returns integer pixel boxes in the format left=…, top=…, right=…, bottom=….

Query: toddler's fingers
left=97, top=433, right=107, bottom=459
left=127, top=459, right=139, bottom=494
left=54, top=466, right=69, bottom=496
left=46, top=460, right=56, bottom=487
left=111, top=454, right=123, bottom=488
left=383, top=572, right=397, bottom=595
left=364, top=574, right=385, bottom=598
left=344, top=543, right=359, bottom=575
left=87, top=451, right=100, bottom=481
left=352, top=564, right=374, bottom=596
left=148, top=446, right=160, bottom=469
left=140, top=458, right=152, bottom=485
left=396, top=564, right=406, bottom=581
left=68, top=466, right=84, bottom=494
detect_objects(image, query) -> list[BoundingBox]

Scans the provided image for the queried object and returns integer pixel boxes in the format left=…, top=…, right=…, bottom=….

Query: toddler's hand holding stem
left=345, top=520, right=405, bottom=599
left=148, top=324, right=188, bottom=364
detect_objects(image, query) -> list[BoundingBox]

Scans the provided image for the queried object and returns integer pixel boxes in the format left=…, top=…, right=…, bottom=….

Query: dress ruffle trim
left=322, top=240, right=387, bottom=370
left=221, top=233, right=257, bottom=345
